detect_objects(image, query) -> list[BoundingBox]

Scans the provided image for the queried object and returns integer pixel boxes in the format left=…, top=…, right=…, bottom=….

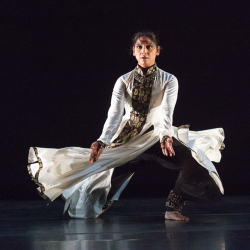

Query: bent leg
left=165, top=140, right=221, bottom=220
left=173, top=163, right=221, bottom=202
left=140, top=138, right=221, bottom=219
left=105, top=138, right=221, bottom=220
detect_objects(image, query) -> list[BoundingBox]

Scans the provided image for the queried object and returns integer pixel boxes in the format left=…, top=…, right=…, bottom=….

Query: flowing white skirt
left=28, top=126, right=225, bottom=219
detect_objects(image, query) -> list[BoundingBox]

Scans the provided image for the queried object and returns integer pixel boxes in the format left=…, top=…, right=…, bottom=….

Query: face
left=133, top=36, right=160, bottom=68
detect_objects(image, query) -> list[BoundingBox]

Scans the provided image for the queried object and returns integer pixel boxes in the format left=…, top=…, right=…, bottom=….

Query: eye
left=146, top=45, right=153, bottom=49
left=136, top=45, right=142, bottom=49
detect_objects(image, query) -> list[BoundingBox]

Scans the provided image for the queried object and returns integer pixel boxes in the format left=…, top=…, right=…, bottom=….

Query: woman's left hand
left=161, top=137, right=175, bottom=157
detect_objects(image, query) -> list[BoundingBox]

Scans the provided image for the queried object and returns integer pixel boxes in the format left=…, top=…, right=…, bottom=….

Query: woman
left=28, top=31, right=225, bottom=221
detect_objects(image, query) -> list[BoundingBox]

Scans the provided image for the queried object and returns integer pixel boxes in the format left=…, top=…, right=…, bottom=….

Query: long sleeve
left=159, top=75, right=178, bottom=140
left=97, top=77, right=125, bottom=146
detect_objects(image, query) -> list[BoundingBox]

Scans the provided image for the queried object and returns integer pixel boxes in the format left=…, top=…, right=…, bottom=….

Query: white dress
left=28, top=67, right=225, bottom=219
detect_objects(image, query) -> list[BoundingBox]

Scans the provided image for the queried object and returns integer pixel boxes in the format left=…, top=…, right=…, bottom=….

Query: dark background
left=1, top=1, right=250, bottom=200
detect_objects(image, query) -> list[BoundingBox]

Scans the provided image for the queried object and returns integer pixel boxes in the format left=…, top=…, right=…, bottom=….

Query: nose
left=141, top=46, right=148, bottom=54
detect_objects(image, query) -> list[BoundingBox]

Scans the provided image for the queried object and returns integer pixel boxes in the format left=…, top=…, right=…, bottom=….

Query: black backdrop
left=1, top=1, right=250, bottom=200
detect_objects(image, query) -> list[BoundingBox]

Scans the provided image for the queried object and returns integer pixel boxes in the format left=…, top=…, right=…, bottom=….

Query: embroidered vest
left=111, top=64, right=157, bottom=146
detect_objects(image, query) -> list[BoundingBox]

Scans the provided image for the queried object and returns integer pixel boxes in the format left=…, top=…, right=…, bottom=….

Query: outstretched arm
left=97, top=77, right=126, bottom=146
left=89, top=77, right=126, bottom=164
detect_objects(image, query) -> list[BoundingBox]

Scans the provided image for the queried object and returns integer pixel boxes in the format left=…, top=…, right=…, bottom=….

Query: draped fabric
left=27, top=67, right=225, bottom=219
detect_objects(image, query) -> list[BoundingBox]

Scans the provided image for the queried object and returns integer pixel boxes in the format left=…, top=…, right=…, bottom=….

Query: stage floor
left=0, top=196, right=250, bottom=250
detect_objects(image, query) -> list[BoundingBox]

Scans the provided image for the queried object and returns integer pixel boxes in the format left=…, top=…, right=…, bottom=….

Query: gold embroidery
left=112, top=64, right=157, bottom=146
left=178, top=124, right=190, bottom=129
left=166, top=190, right=185, bottom=211
left=27, top=147, right=51, bottom=202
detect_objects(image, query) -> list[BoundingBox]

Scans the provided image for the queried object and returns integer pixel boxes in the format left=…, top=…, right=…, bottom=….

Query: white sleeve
left=159, top=75, right=178, bottom=140
left=97, top=77, right=125, bottom=146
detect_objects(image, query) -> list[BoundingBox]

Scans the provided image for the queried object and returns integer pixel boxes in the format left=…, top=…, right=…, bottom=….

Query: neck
left=141, top=67, right=149, bottom=75
left=138, top=63, right=155, bottom=75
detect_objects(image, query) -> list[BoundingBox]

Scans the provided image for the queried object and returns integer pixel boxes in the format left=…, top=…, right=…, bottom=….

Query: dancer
left=28, top=31, right=225, bottom=220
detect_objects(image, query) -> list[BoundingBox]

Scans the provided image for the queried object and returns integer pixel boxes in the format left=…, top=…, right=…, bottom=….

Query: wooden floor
left=0, top=196, right=250, bottom=250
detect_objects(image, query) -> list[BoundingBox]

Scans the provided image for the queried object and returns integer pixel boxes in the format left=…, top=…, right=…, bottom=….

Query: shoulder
left=157, top=67, right=178, bottom=85
left=113, top=70, right=134, bottom=90
left=114, top=70, right=134, bottom=88
left=120, top=70, right=134, bottom=83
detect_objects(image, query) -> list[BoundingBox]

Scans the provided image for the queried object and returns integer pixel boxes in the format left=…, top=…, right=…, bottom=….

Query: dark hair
left=131, top=31, right=160, bottom=48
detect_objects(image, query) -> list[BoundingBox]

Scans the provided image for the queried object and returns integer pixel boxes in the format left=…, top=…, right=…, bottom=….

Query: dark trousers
left=107, top=138, right=221, bottom=203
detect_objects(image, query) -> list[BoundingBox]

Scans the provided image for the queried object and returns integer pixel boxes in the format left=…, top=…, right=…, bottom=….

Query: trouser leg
left=164, top=139, right=221, bottom=211
left=106, top=138, right=221, bottom=211
left=173, top=162, right=221, bottom=202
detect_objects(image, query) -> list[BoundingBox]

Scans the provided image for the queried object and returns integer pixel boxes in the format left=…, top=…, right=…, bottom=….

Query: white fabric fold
left=28, top=126, right=224, bottom=219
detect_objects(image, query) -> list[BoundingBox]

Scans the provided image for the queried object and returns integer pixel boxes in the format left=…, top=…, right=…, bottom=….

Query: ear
left=133, top=46, right=135, bottom=56
left=156, top=46, right=160, bottom=56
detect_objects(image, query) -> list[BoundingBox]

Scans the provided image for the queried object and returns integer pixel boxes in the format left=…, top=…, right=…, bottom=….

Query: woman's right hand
left=89, top=141, right=105, bottom=164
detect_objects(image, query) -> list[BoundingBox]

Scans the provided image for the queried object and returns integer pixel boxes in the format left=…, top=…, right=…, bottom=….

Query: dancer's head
left=132, top=31, right=160, bottom=68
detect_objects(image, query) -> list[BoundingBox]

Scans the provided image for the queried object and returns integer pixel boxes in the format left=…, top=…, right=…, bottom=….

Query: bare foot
left=165, top=211, right=189, bottom=221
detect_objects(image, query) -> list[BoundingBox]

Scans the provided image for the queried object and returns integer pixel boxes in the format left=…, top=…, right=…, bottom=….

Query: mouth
left=141, top=57, right=148, bottom=60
